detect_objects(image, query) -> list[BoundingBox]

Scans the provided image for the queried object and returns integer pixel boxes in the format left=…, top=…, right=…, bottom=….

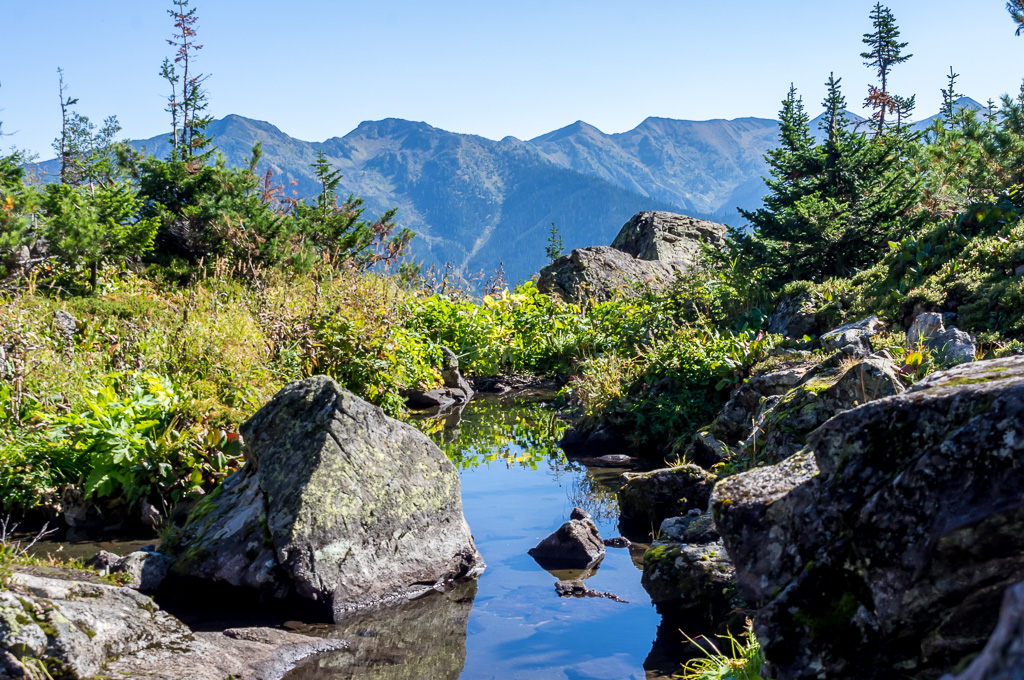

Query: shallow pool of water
left=285, top=399, right=679, bottom=680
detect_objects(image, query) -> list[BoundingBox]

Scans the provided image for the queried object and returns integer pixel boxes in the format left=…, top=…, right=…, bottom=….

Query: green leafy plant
left=677, top=621, right=767, bottom=680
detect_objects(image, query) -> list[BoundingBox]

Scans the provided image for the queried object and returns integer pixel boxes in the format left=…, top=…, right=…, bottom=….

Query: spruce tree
left=861, top=3, right=912, bottom=136
left=545, top=221, right=563, bottom=263
left=1009, top=0, right=1024, bottom=35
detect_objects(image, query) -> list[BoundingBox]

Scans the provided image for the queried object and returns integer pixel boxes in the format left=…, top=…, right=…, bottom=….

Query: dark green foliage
left=1009, top=0, right=1024, bottom=35
left=738, top=77, right=920, bottom=286
left=0, top=152, right=36, bottom=275
left=545, top=221, right=563, bottom=263
left=41, top=181, right=160, bottom=287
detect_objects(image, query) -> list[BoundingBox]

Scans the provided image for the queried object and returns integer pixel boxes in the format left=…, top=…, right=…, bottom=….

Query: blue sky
left=2, top=1, right=1021, bottom=158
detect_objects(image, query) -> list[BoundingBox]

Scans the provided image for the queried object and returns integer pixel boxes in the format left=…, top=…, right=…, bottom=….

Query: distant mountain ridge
left=31, top=99, right=981, bottom=283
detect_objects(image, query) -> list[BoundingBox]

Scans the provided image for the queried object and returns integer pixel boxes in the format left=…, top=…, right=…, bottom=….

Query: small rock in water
left=569, top=506, right=590, bottom=521
left=529, top=518, right=605, bottom=570
left=603, top=537, right=631, bottom=548
left=554, top=579, right=627, bottom=603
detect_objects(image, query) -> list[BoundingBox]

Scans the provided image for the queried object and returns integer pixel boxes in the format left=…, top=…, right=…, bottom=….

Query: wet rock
left=659, top=512, right=719, bottom=545
left=113, top=550, right=172, bottom=593
left=940, top=581, right=1024, bottom=680
left=744, top=355, right=904, bottom=464
left=603, top=537, right=631, bottom=548
left=171, top=376, right=484, bottom=620
left=528, top=518, right=605, bottom=570
left=575, top=453, right=636, bottom=467
left=712, top=356, right=1024, bottom=679
left=618, top=465, right=717, bottom=530
left=641, top=539, right=734, bottom=611
left=687, top=431, right=732, bottom=469
left=537, top=211, right=726, bottom=302
left=554, top=579, right=627, bottom=603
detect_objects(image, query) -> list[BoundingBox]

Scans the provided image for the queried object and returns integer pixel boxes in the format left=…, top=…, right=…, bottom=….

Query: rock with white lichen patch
left=170, top=376, right=484, bottom=620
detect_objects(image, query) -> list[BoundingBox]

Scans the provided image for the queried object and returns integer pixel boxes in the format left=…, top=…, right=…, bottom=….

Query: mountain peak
left=529, top=120, right=604, bottom=144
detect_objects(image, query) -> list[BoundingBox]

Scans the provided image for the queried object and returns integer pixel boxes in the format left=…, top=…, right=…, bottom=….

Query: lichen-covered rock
left=641, top=538, right=734, bottom=610
left=537, top=211, right=726, bottom=302
left=712, top=356, right=1024, bottom=679
left=439, top=346, right=474, bottom=400
left=0, top=571, right=191, bottom=678
left=610, top=211, right=727, bottom=264
left=712, top=362, right=815, bottom=446
left=618, top=465, right=717, bottom=529
left=528, top=518, right=605, bottom=570
left=940, top=581, right=1024, bottom=680
left=537, top=245, right=684, bottom=302
left=745, top=355, right=904, bottom=464
left=908, top=311, right=945, bottom=346
left=172, top=376, right=484, bottom=620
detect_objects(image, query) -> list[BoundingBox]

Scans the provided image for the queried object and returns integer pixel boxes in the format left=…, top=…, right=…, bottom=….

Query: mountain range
left=33, top=97, right=984, bottom=283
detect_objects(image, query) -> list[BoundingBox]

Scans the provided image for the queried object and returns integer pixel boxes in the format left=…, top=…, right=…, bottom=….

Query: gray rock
left=940, top=581, right=1024, bottom=680
left=712, top=356, right=1024, bottom=679
left=569, top=506, right=591, bottom=521
left=537, top=245, right=685, bottom=302
left=820, top=315, right=884, bottom=355
left=618, top=465, right=717, bottom=528
left=932, top=327, right=976, bottom=366
left=1, top=572, right=191, bottom=679
left=766, top=293, right=823, bottom=338
left=659, top=512, right=719, bottom=544
left=86, top=549, right=122, bottom=572
left=908, top=311, right=945, bottom=346
left=712, top=362, right=814, bottom=446
left=906, top=312, right=976, bottom=367
left=642, top=513, right=734, bottom=614
left=603, top=536, right=631, bottom=548
left=743, top=355, right=904, bottom=464
left=537, top=211, right=727, bottom=302
left=172, top=376, right=484, bottom=620
left=405, top=387, right=459, bottom=409
left=113, top=550, right=172, bottom=593
left=53, top=310, right=79, bottom=339
left=528, top=518, right=605, bottom=571
left=610, top=211, right=727, bottom=264
left=439, top=346, right=474, bottom=400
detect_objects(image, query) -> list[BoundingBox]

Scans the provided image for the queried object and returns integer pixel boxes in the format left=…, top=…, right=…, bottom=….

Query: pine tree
left=861, top=3, right=912, bottom=136
left=55, top=68, right=80, bottom=184
left=545, top=221, right=563, bottom=263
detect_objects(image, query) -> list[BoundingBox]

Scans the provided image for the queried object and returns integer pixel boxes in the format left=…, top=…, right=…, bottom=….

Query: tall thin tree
left=861, top=3, right=912, bottom=136
left=56, top=68, right=79, bottom=184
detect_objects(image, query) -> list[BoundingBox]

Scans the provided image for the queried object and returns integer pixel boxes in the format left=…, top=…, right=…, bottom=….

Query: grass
left=677, top=621, right=768, bottom=680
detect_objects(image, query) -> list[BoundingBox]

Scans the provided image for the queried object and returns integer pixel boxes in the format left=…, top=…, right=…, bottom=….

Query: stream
left=283, top=398, right=686, bottom=680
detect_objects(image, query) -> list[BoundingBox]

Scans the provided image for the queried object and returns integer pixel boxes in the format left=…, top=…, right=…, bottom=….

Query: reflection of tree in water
left=565, top=464, right=622, bottom=524
left=411, top=400, right=567, bottom=471
left=283, top=580, right=477, bottom=680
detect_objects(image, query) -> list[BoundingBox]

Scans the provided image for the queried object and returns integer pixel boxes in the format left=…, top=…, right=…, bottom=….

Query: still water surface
left=285, top=399, right=673, bottom=680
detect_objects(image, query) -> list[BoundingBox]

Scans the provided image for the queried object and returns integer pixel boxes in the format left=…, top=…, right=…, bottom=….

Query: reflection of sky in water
left=457, top=451, right=658, bottom=679
left=286, top=401, right=664, bottom=680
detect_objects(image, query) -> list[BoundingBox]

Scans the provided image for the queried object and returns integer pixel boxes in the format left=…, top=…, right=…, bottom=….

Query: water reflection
left=284, top=581, right=478, bottom=680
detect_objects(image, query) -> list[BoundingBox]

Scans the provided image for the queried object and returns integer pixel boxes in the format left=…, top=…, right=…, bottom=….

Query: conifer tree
left=545, top=221, right=563, bottom=263
left=163, top=0, right=211, bottom=162
left=861, top=3, right=912, bottom=136
left=1009, top=0, right=1024, bottom=35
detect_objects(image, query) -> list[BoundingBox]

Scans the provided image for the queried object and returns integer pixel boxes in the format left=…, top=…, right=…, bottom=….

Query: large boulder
left=171, top=376, right=484, bottom=620
left=712, top=356, right=1024, bottom=679
left=610, top=211, right=727, bottom=264
left=537, top=211, right=726, bottom=302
